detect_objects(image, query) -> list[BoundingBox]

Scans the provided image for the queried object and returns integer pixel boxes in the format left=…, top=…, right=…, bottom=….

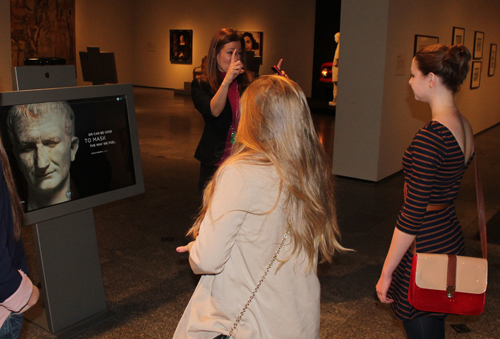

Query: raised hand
left=223, top=49, right=245, bottom=85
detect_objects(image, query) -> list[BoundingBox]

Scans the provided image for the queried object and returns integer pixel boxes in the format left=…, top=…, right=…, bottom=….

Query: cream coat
left=173, top=162, right=320, bottom=338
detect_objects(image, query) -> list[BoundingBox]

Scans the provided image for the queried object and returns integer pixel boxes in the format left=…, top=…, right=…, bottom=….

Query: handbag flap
left=456, top=256, right=488, bottom=293
left=415, top=253, right=488, bottom=294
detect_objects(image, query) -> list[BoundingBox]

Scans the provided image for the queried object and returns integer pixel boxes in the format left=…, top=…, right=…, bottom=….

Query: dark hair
left=0, top=130, right=24, bottom=241
left=202, top=28, right=253, bottom=94
left=415, top=44, right=471, bottom=93
left=242, top=32, right=259, bottom=50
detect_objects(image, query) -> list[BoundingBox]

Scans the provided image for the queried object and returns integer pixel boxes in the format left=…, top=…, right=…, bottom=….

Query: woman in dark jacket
left=191, top=28, right=254, bottom=193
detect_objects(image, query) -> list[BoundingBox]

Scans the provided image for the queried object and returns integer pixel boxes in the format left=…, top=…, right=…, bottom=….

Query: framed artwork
left=488, top=44, right=497, bottom=77
left=241, top=31, right=263, bottom=62
left=470, top=62, right=482, bottom=89
left=414, top=35, right=439, bottom=55
left=452, top=27, right=465, bottom=45
left=170, top=30, right=193, bottom=64
left=473, top=31, right=485, bottom=59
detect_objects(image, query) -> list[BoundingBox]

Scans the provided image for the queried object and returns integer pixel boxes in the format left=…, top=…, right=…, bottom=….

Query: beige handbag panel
left=456, top=256, right=488, bottom=293
left=415, top=253, right=487, bottom=294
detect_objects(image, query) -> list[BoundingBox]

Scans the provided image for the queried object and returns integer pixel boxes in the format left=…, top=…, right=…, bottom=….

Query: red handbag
left=407, top=156, right=488, bottom=315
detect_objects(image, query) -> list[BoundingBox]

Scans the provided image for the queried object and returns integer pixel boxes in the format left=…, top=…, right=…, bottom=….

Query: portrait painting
left=11, top=0, right=76, bottom=67
left=241, top=31, right=263, bottom=75
left=241, top=31, right=263, bottom=61
left=170, top=30, right=193, bottom=64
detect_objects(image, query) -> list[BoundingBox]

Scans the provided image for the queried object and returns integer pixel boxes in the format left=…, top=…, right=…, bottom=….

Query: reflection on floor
left=20, top=87, right=500, bottom=338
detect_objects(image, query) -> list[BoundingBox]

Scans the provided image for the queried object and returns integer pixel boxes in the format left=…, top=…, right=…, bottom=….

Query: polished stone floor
left=19, top=87, right=500, bottom=338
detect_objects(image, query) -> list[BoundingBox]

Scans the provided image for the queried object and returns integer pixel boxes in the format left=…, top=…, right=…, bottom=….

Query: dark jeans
left=0, top=313, right=24, bottom=339
left=403, top=316, right=445, bottom=339
left=198, top=162, right=218, bottom=195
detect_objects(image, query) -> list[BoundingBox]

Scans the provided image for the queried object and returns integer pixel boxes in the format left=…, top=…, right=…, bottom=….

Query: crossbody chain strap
left=227, top=226, right=291, bottom=337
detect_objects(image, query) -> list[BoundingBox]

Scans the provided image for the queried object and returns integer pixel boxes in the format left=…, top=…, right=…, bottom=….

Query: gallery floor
left=20, top=87, right=500, bottom=338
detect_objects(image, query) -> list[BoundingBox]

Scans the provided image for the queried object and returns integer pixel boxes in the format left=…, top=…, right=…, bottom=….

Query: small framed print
left=170, top=29, right=193, bottom=64
left=452, top=27, right=465, bottom=45
left=488, top=44, right=497, bottom=77
left=473, top=31, right=484, bottom=59
left=414, top=35, right=439, bottom=55
left=470, top=61, right=482, bottom=89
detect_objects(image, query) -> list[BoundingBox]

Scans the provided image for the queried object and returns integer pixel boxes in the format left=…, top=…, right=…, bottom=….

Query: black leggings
left=403, top=316, right=445, bottom=339
left=198, top=162, right=218, bottom=194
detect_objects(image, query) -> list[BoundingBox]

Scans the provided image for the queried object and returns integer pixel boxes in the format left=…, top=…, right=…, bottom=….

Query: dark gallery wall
left=311, top=0, right=342, bottom=100
left=0, top=0, right=11, bottom=91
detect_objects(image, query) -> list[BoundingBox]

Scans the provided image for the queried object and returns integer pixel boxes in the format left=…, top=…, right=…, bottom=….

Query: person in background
left=376, top=44, right=474, bottom=339
left=242, top=32, right=259, bottom=52
left=191, top=28, right=254, bottom=193
left=0, top=128, right=40, bottom=338
left=174, top=75, right=348, bottom=338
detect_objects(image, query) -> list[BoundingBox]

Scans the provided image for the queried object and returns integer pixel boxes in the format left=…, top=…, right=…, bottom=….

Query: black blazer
left=191, top=79, right=233, bottom=166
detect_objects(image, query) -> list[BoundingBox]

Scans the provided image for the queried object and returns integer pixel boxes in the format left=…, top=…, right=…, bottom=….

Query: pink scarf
left=216, top=72, right=240, bottom=166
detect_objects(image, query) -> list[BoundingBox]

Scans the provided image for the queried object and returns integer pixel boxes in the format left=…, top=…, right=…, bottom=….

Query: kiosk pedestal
left=24, top=209, right=115, bottom=338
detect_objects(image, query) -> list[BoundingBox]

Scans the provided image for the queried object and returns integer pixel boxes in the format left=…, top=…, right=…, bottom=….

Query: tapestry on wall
left=11, top=0, right=76, bottom=67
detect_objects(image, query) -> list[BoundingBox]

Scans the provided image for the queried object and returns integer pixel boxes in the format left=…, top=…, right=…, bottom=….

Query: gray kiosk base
left=24, top=209, right=115, bottom=338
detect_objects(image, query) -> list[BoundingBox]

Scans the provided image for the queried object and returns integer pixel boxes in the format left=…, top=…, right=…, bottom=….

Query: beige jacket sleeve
left=189, top=166, right=251, bottom=275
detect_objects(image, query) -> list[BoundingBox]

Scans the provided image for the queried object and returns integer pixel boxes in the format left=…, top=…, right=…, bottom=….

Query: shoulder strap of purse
left=226, top=226, right=291, bottom=338
left=410, top=154, right=487, bottom=259
left=475, top=155, right=487, bottom=259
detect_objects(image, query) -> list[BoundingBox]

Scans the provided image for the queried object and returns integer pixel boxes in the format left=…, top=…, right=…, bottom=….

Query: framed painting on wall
left=473, top=31, right=485, bottom=59
left=470, top=62, right=482, bottom=89
left=241, top=31, right=263, bottom=61
left=170, top=30, right=193, bottom=64
left=414, top=35, right=439, bottom=55
left=241, top=31, right=263, bottom=75
left=488, top=44, right=497, bottom=77
left=452, top=27, right=465, bottom=45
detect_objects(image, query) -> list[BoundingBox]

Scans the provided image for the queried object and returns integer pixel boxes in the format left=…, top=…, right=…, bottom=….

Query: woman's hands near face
left=222, top=49, right=245, bottom=86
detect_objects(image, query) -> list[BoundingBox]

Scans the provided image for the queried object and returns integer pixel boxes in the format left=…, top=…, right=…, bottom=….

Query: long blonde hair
left=189, top=76, right=346, bottom=271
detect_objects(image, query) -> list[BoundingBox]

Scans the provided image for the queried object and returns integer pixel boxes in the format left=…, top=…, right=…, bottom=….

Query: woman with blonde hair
left=175, top=75, right=346, bottom=338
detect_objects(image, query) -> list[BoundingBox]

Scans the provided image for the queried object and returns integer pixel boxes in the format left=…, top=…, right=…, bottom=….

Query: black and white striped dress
left=388, top=121, right=473, bottom=321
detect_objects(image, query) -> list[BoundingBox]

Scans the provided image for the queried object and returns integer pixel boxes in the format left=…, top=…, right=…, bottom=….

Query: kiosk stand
left=13, top=65, right=116, bottom=338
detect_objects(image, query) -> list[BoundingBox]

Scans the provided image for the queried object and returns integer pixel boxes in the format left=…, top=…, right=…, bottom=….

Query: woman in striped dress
left=376, top=44, right=474, bottom=339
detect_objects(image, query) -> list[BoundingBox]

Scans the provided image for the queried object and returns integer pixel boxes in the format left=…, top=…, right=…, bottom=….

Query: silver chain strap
left=227, top=226, right=291, bottom=338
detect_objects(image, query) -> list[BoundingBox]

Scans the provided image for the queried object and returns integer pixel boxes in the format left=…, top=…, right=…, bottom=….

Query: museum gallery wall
left=333, top=0, right=500, bottom=181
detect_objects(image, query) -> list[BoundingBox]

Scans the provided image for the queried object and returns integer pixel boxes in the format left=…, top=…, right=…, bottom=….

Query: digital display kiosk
left=0, top=84, right=144, bottom=338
